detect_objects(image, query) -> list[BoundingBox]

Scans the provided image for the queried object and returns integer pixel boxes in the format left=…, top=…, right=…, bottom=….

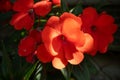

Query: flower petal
left=62, top=17, right=85, bottom=47
left=13, top=0, right=34, bottom=12
left=52, top=52, right=68, bottom=69
left=37, top=44, right=53, bottom=63
left=77, top=33, right=94, bottom=53
left=33, top=1, right=52, bottom=16
left=10, top=12, right=34, bottom=30
left=94, top=14, right=117, bottom=34
left=63, top=41, right=84, bottom=65
left=46, top=16, right=61, bottom=31
left=18, top=36, right=36, bottom=56
left=42, top=26, right=62, bottom=56
left=98, top=33, right=113, bottom=53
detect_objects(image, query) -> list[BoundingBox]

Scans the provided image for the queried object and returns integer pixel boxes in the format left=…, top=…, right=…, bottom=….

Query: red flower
left=18, top=36, right=36, bottom=57
left=10, top=0, right=52, bottom=30
left=29, top=29, right=42, bottom=44
left=33, top=1, right=52, bottom=17
left=80, top=7, right=118, bottom=55
left=37, top=12, right=93, bottom=69
left=18, top=29, right=42, bottom=63
left=0, top=0, right=12, bottom=12
left=10, top=0, right=34, bottom=30
left=52, top=0, right=60, bottom=6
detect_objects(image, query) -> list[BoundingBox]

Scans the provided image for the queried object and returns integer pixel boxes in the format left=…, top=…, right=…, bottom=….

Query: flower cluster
left=9, top=0, right=117, bottom=69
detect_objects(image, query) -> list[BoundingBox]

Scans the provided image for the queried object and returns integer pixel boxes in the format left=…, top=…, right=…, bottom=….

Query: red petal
left=18, top=36, right=36, bottom=56
left=52, top=0, right=60, bottom=6
left=37, top=44, right=53, bottom=63
left=13, top=0, right=34, bottom=12
left=26, top=54, right=35, bottom=63
left=81, top=7, right=98, bottom=32
left=33, top=1, right=52, bottom=16
left=62, top=17, right=85, bottom=47
left=95, top=14, right=117, bottom=34
left=10, top=12, right=34, bottom=30
left=42, top=26, right=62, bottom=56
left=29, top=29, right=42, bottom=43
left=98, top=34, right=113, bottom=53
left=63, top=41, right=84, bottom=65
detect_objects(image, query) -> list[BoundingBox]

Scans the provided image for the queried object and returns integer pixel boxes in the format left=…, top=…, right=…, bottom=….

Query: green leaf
left=61, top=64, right=73, bottom=80
left=1, top=40, right=13, bottom=79
left=24, top=61, right=39, bottom=80
left=71, top=3, right=83, bottom=15
left=72, top=59, right=90, bottom=80
left=61, top=0, right=69, bottom=12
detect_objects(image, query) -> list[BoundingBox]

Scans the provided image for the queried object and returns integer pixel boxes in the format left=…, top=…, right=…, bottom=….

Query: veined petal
left=42, top=26, right=62, bottom=56
left=37, top=44, right=53, bottom=63
left=33, top=1, right=52, bottom=16
left=13, top=0, right=34, bottom=12
left=62, top=18, right=85, bottom=47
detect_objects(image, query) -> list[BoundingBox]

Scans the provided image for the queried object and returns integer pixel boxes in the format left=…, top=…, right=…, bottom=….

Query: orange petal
left=52, top=52, right=68, bottom=69
left=42, top=26, right=62, bottom=56
left=63, top=41, right=84, bottom=65
left=77, top=33, right=94, bottom=53
left=60, top=12, right=82, bottom=29
left=33, top=1, right=52, bottom=16
left=37, top=44, right=53, bottom=63
left=46, top=16, right=61, bottom=31
left=13, top=0, right=34, bottom=12
left=62, top=17, right=85, bottom=47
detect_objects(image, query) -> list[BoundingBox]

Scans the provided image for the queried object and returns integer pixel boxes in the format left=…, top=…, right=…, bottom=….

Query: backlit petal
left=52, top=52, right=68, bottom=69
left=62, top=18, right=85, bottom=47
left=46, top=16, right=61, bottom=31
left=42, top=26, right=62, bottom=56
left=77, top=33, right=94, bottom=53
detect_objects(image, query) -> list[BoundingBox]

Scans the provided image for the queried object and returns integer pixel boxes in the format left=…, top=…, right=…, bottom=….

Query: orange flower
left=10, top=0, right=52, bottom=30
left=80, top=7, right=118, bottom=55
left=37, top=12, right=93, bottom=69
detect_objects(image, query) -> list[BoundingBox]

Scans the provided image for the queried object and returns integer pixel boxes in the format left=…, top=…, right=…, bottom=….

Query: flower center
left=91, top=25, right=97, bottom=32
left=28, top=9, right=34, bottom=19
